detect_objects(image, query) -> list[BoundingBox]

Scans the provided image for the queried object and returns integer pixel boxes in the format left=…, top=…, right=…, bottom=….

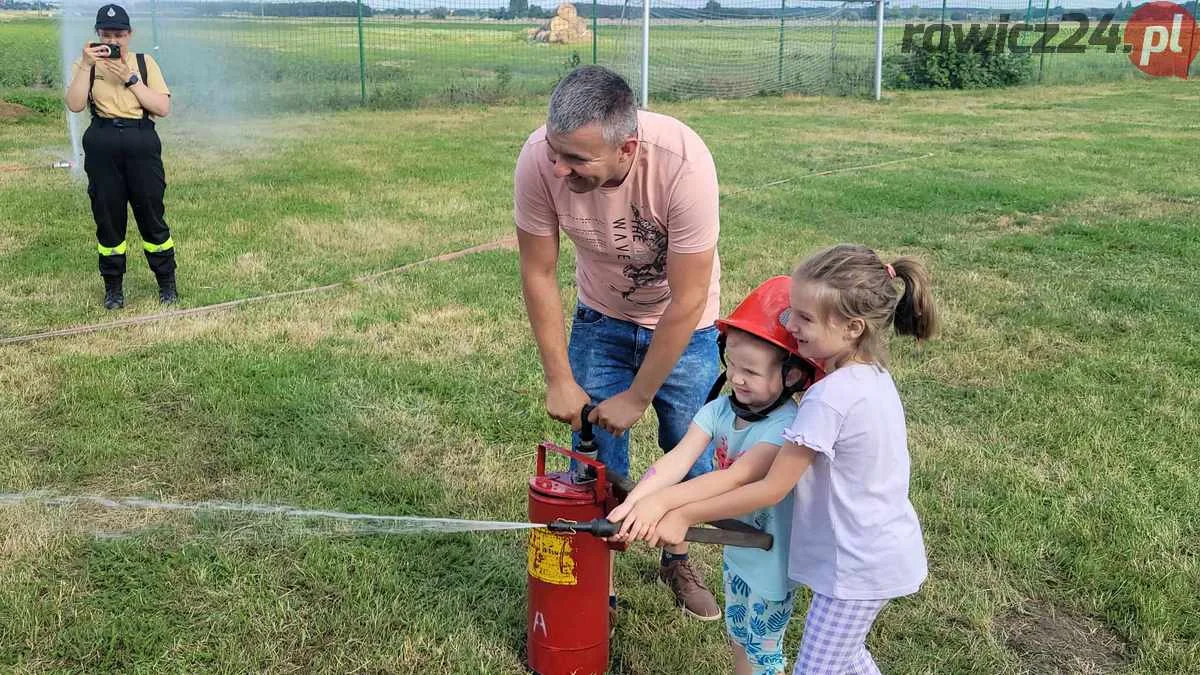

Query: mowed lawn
left=2, top=51, right=1199, bottom=674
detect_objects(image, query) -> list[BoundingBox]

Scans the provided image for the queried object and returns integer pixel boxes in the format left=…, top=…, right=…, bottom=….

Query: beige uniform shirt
left=71, top=53, right=170, bottom=119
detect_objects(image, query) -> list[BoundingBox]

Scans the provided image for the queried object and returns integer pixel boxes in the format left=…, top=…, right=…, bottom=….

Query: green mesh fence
left=47, top=0, right=892, bottom=110
left=13, top=0, right=1200, bottom=114
left=603, top=0, right=883, bottom=100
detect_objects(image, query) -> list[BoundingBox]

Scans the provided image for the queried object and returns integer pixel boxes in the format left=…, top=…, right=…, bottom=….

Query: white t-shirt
left=782, top=363, right=927, bottom=600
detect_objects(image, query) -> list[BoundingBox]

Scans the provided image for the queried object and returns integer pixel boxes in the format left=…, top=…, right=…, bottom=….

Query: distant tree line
left=138, top=0, right=1140, bottom=21
left=0, top=0, right=55, bottom=9
left=155, top=1, right=372, bottom=17
left=886, top=3, right=1142, bottom=22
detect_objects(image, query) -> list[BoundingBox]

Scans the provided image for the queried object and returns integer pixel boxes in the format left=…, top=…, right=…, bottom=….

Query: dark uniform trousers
left=82, top=118, right=176, bottom=279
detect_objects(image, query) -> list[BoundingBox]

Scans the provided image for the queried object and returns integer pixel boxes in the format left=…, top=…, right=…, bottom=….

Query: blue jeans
left=567, top=302, right=720, bottom=482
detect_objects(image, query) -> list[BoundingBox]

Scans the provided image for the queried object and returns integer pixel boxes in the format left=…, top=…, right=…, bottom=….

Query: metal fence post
left=1038, top=0, right=1050, bottom=84
left=151, top=0, right=160, bottom=51
left=592, top=0, right=598, bottom=64
left=873, top=0, right=884, bottom=100
left=829, top=16, right=839, bottom=90
left=777, top=0, right=785, bottom=88
left=356, top=0, right=367, bottom=105
left=641, top=0, right=650, bottom=107
left=1190, top=0, right=1199, bottom=79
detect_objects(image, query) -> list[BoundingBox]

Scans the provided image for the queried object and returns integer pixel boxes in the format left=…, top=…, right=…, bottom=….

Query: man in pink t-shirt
left=514, top=66, right=723, bottom=621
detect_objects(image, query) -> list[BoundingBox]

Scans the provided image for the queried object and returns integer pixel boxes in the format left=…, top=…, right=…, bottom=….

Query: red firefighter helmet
left=708, top=276, right=824, bottom=421
left=715, top=275, right=802, bottom=358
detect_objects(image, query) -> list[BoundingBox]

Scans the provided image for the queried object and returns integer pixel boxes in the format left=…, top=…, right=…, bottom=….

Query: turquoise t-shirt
left=693, top=396, right=798, bottom=601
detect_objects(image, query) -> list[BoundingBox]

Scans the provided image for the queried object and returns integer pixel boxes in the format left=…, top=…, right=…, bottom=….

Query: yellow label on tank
left=527, top=528, right=577, bottom=586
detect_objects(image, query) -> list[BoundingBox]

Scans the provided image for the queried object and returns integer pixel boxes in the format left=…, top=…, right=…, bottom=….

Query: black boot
left=157, top=273, right=177, bottom=305
left=103, top=276, right=124, bottom=310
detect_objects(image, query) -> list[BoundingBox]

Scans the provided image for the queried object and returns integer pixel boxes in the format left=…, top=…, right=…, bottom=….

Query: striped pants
left=793, top=593, right=889, bottom=674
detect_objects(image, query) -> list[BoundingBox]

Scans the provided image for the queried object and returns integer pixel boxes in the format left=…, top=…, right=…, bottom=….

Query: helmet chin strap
left=729, top=357, right=814, bottom=422
left=728, top=390, right=791, bottom=422
left=707, top=335, right=818, bottom=422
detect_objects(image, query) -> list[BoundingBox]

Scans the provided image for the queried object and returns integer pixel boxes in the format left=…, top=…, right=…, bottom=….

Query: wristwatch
left=124, top=73, right=140, bottom=88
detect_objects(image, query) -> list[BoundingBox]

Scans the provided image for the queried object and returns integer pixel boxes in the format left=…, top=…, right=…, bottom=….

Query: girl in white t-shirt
left=639, top=244, right=938, bottom=674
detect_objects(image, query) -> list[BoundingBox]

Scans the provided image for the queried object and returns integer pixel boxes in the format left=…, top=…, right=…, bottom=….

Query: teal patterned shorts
left=722, top=560, right=796, bottom=675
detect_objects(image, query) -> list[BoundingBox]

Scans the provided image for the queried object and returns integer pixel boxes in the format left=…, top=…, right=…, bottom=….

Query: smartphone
left=89, top=42, right=122, bottom=59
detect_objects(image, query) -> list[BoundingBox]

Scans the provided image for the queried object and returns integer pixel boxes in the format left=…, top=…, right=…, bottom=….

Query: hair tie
left=885, top=263, right=896, bottom=279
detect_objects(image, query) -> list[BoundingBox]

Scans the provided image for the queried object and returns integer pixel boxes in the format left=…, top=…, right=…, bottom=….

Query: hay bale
left=527, top=2, right=591, bottom=44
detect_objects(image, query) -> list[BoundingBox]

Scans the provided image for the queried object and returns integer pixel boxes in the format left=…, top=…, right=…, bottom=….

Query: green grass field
left=3, top=11, right=1200, bottom=674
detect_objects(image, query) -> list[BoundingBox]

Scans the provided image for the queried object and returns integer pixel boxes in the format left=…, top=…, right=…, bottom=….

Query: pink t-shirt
left=513, top=110, right=721, bottom=329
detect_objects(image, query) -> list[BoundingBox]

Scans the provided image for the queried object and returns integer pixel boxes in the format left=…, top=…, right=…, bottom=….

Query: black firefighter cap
left=95, top=4, right=131, bottom=30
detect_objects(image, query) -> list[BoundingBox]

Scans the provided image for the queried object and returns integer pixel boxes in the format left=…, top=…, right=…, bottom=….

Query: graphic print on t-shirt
left=713, top=434, right=771, bottom=531
left=714, top=436, right=732, bottom=470
left=609, top=203, right=669, bottom=306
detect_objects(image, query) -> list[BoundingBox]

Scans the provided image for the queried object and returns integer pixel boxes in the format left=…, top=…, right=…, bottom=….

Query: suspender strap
left=88, top=65, right=97, bottom=116
left=87, top=54, right=152, bottom=120
left=136, top=53, right=149, bottom=120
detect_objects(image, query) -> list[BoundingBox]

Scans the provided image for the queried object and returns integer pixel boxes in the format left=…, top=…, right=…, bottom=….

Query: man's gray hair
left=548, top=66, right=638, bottom=147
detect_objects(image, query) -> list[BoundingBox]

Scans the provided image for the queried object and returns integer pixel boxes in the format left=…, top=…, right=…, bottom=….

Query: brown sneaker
left=658, top=559, right=721, bottom=621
